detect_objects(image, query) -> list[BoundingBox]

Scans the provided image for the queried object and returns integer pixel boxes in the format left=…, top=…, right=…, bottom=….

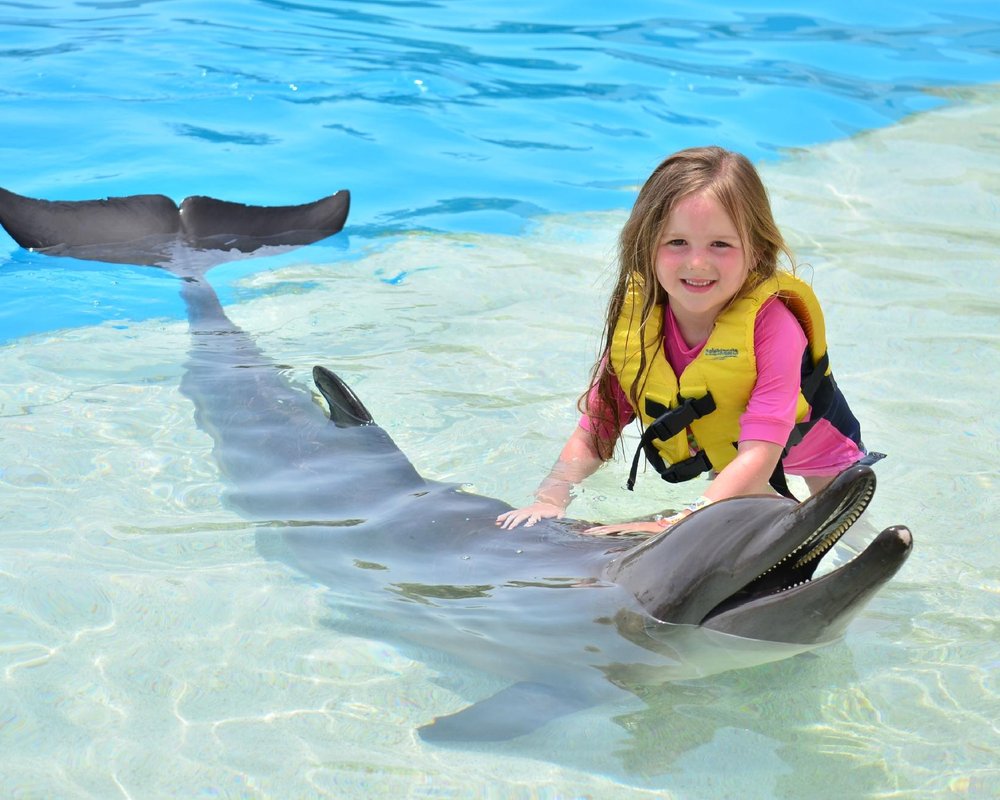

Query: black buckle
left=626, top=392, right=717, bottom=490
left=644, top=392, right=716, bottom=441
left=655, top=450, right=713, bottom=484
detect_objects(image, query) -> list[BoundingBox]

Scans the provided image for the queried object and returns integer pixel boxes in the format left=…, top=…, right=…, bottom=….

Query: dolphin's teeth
left=752, top=475, right=876, bottom=595
left=791, top=496, right=867, bottom=568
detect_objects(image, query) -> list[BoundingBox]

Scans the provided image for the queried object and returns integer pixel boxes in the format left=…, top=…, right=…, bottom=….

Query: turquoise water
left=2, top=2, right=999, bottom=798
left=2, top=0, right=998, bottom=339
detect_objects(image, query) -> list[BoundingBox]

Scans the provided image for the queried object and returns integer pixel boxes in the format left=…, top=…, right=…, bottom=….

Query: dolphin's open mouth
left=705, top=466, right=877, bottom=617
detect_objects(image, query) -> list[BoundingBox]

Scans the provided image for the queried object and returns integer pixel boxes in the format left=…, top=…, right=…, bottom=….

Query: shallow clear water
left=1, top=2, right=999, bottom=798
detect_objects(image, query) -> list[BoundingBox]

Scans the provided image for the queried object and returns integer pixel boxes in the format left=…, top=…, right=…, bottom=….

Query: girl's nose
left=689, top=248, right=708, bottom=267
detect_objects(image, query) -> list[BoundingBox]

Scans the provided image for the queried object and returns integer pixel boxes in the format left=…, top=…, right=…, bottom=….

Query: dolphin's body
left=0, top=187, right=913, bottom=742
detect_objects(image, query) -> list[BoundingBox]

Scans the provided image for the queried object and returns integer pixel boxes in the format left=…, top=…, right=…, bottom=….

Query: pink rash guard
left=580, top=297, right=864, bottom=477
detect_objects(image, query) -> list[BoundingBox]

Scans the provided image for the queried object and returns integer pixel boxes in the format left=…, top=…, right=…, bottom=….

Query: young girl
left=497, top=146, right=877, bottom=535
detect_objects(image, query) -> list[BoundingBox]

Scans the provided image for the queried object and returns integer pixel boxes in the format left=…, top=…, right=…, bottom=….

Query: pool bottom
left=0, top=87, right=998, bottom=798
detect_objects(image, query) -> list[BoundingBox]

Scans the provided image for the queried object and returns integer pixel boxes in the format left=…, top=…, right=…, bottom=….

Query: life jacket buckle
left=656, top=449, right=713, bottom=484
left=626, top=392, right=717, bottom=490
left=644, top=392, right=717, bottom=442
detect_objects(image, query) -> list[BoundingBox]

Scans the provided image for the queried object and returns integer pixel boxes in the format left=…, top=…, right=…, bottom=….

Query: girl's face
left=654, top=190, right=749, bottom=334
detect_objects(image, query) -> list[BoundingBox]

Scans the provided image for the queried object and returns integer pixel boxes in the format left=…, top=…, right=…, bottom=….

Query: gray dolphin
left=0, top=188, right=913, bottom=742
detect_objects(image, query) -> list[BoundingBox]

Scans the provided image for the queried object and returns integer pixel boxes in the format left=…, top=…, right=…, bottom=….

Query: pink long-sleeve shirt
left=580, top=297, right=863, bottom=476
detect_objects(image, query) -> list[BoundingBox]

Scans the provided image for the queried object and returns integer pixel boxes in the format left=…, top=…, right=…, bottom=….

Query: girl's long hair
left=583, top=146, right=795, bottom=459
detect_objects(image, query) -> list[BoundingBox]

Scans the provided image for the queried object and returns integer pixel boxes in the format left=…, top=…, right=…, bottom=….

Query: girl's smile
left=680, top=277, right=716, bottom=291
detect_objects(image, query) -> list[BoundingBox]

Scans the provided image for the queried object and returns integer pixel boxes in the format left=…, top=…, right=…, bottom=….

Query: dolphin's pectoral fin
left=418, top=681, right=589, bottom=744
left=179, top=190, right=350, bottom=251
left=312, top=366, right=375, bottom=427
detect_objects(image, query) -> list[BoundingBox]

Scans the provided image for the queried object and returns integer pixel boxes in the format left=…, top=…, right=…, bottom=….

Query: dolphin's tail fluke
left=0, top=188, right=180, bottom=264
left=313, top=366, right=375, bottom=428
left=178, top=192, right=350, bottom=252
left=0, top=186, right=350, bottom=267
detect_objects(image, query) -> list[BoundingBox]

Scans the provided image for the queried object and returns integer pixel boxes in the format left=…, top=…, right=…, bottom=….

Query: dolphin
left=0, top=188, right=913, bottom=742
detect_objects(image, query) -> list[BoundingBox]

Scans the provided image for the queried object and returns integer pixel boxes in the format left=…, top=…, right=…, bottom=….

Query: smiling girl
left=497, top=146, right=879, bottom=535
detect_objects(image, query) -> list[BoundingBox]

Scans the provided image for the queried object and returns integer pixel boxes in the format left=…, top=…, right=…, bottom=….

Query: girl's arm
left=702, top=438, right=784, bottom=499
left=691, top=300, right=800, bottom=505
left=580, top=436, right=784, bottom=537
left=496, top=425, right=606, bottom=529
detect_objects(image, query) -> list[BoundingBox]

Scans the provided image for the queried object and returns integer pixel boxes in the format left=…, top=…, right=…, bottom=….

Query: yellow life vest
left=609, top=271, right=834, bottom=486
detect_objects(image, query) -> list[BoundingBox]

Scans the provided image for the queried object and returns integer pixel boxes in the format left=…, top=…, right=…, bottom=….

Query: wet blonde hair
left=584, top=146, right=795, bottom=458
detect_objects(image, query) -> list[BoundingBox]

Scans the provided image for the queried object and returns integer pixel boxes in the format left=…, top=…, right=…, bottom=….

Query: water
left=1, top=2, right=999, bottom=797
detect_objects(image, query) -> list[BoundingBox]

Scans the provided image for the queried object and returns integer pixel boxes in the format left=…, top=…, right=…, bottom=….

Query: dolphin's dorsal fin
left=312, top=366, right=374, bottom=427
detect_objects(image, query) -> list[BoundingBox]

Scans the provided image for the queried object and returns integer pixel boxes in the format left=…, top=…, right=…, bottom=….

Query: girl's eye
left=664, top=239, right=686, bottom=247
left=711, top=241, right=732, bottom=248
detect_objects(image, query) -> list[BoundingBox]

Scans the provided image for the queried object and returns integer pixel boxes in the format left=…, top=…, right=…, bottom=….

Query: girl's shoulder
left=755, top=295, right=806, bottom=345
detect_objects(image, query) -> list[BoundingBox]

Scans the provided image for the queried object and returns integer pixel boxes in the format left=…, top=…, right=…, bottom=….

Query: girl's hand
left=581, top=521, right=663, bottom=537
left=496, top=502, right=565, bottom=529
left=581, top=500, right=708, bottom=537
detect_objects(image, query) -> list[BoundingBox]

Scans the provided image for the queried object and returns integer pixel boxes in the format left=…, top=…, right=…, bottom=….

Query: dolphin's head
left=603, top=465, right=912, bottom=644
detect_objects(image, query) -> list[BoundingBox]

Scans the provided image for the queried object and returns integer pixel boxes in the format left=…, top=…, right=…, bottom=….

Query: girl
left=497, top=146, right=876, bottom=535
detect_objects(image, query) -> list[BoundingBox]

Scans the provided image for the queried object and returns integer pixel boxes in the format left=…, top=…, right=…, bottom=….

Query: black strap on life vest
left=770, top=449, right=887, bottom=502
left=771, top=347, right=886, bottom=501
left=800, top=349, right=830, bottom=406
left=626, top=392, right=716, bottom=490
left=782, top=349, right=833, bottom=453
left=768, top=460, right=798, bottom=501
left=767, top=349, right=832, bottom=500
